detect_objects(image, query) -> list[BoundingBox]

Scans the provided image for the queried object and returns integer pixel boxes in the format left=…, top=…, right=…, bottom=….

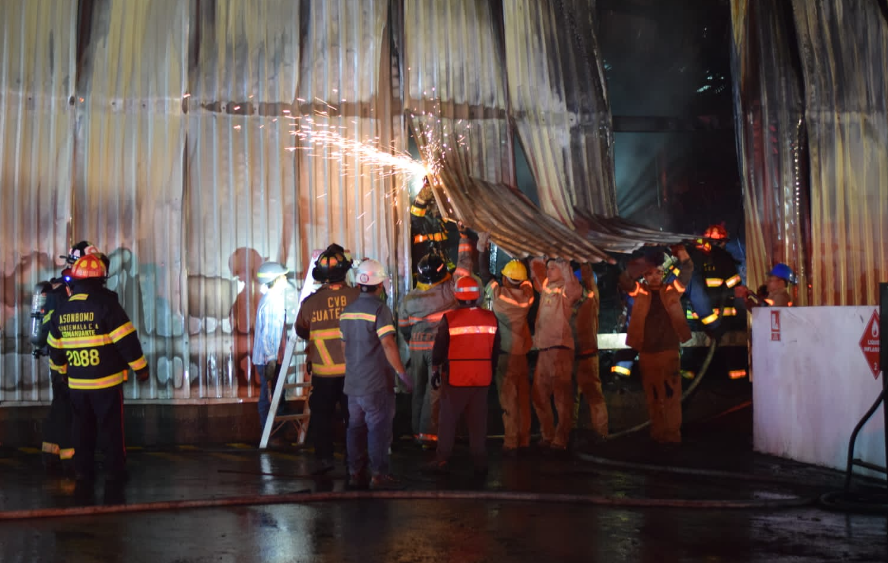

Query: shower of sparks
left=280, top=98, right=473, bottom=195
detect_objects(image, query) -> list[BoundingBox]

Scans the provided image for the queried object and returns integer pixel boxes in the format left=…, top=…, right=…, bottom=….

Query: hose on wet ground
left=0, top=487, right=816, bottom=521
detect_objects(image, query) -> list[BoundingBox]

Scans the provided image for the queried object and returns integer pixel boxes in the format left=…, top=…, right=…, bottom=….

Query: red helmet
left=454, top=276, right=481, bottom=301
left=70, top=255, right=107, bottom=280
left=703, top=224, right=728, bottom=240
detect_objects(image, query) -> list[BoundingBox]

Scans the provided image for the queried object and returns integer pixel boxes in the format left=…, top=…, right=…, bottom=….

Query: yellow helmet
left=501, top=260, right=527, bottom=282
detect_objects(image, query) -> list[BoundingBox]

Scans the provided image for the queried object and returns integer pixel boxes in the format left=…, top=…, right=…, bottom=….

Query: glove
left=733, top=285, right=749, bottom=299
left=397, top=371, right=414, bottom=393
left=431, top=369, right=442, bottom=391
left=136, top=367, right=150, bottom=382
left=670, top=244, right=687, bottom=257
left=477, top=232, right=491, bottom=251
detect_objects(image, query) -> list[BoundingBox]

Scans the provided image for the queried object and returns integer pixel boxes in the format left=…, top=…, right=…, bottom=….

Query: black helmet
left=312, top=245, right=350, bottom=283
left=257, top=261, right=289, bottom=285
left=417, top=253, right=447, bottom=285
left=61, top=240, right=98, bottom=265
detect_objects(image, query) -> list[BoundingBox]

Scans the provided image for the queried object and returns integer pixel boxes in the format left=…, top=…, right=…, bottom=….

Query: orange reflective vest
left=444, top=307, right=498, bottom=387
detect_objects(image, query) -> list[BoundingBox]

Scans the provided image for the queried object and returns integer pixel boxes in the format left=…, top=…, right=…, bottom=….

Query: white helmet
left=356, top=259, right=386, bottom=286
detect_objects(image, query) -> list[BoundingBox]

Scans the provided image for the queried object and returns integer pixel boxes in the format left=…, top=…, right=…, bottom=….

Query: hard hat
left=70, top=255, right=107, bottom=280
left=768, top=263, right=795, bottom=284
left=501, top=260, right=527, bottom=282
left=703, top=224, right=728, bottom=240
left=417, top=253, right=447, bottom=285
left=356, top=259, right=386, bottom=286
left=312, top=245, right=351, bottom=283
left=257, top=261, right=289, bottom=285
left=454, top=276, right=481, bottom=301
left=62, top=240, right=99, bottom=265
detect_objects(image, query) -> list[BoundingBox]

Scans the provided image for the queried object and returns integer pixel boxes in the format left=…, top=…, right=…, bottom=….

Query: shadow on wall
left=228, top=247, right=264, bottom=388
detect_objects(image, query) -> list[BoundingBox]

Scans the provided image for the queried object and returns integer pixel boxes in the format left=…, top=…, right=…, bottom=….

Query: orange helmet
left=703, top=224, right=728, bottom=240
left=70, top=255, right=107, bottom=280
left=454, top=276, right=481, bottom=301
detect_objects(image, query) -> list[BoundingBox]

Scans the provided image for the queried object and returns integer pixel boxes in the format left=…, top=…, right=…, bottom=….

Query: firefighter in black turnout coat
left=47, top=254, right=149, bottom=483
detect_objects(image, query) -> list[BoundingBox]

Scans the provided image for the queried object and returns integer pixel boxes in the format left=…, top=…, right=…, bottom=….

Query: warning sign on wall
left=770, top=310, right=781, bottom=341
left=859, top=311, right=881, bottom=379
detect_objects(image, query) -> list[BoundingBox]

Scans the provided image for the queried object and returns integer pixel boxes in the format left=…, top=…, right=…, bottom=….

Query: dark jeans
left=257, top=362, right=282, bottom=432
left=309, top=376, right=348, bottom=460
left=347, top=390, right=395, bottom=477
left=70, top=385, right=125, bottom=480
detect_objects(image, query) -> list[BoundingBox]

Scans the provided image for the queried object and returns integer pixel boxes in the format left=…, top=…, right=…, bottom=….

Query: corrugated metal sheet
left=790, top=0, right=888, bottom=306
left=0, top=0, right=77, bottom=401
left=732, top=0, right=888, bottom=306
left=504, top=0, right=616, bottom=224
left=730, top=0, right=809, bottom=305
left=402, top=0, right=514, bottom=185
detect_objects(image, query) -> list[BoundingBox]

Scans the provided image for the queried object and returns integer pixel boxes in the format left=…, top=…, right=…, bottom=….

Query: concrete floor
left=1, top=408, right=886, bottom=563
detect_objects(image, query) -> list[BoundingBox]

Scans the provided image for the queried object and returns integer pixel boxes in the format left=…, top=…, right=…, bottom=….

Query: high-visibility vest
left=444, top=307, right=498, bottom=387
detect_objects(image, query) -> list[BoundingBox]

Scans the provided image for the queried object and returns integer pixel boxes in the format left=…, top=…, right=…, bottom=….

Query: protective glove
left=136, top=367, right=150, bottom=382
left=397, top=371, right=414, bottom=393
left=733, top=285, right=749, bottom=299
left=670, top=244, right=688, bottom=258
left=431, top=369, right=442, bottom=391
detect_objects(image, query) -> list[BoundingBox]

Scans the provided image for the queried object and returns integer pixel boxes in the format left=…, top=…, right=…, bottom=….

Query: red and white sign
left=859, top=311, right=881, bottom=379
left=770, top=310, right=781, bottom=341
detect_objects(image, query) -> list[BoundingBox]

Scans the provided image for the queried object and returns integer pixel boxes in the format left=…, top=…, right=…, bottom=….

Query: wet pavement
left=1, top=408, right=886, bottom=562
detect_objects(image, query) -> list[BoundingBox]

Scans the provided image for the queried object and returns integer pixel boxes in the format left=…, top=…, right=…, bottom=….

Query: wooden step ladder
left=259, top=324, right=311, bottom=449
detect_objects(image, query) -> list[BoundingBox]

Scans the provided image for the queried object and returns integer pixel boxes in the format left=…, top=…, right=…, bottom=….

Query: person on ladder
left=252, top=261, right=290, bottom=444
left=296, top=245, right=360, bottom=473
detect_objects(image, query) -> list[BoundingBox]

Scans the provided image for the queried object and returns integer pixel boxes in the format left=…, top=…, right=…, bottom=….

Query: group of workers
left=32, top=218, right=795, bottom=492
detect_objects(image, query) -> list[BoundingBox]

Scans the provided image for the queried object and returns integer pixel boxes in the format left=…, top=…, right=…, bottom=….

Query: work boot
left=348, top=468, right=370, bottom=490
left=311, top=458, right=335, bottom=476
left=370, top=474, right=404, bottom=490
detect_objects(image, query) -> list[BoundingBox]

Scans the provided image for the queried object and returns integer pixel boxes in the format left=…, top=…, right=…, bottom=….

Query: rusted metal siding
left=732, top=0, right=888, bottom=306
left=790, top=0, right=888, bottom=306
left=0, top=0, right=77, bottom=401
left=402, top=0, right=515, bottom=186
left=730, top=0, right=809, bottom=305
left=504, top=0, right=616, bottom=224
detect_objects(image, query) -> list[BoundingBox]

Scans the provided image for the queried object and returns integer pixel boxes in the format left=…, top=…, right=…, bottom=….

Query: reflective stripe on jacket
left=48, top=285, right=146, bottom=390
left=620, top=257, right=694, bottom=352
left=442, top=307, right=499, bottom=387
left=296, top=284, right=360, bottom=376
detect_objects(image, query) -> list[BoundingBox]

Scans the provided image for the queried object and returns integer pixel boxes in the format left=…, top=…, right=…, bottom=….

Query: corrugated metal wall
left=504, top=0, right=616, bottom=224
left=790, top=0, right=888, bottom=306
left=731, top=0, right=888, bottom=306
left=0, top=0, right=77, bottom=400
left=0, top=0, right=405, bottom=401
left=730, top=0, right=810, bottom=305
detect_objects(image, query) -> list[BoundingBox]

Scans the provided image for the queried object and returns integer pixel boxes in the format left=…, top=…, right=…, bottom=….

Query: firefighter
left=410, top=178, right=450, bottom=270
left=469, top=232, right=534, bottom=455
left=684, top=225, right=741, bottom=337
left=529, top=256, right=584, bottom=451
left=340, top=259, right=412, bottom=490
left=398, top=251, right=458, bottom=446
left=36, top=267, right=75, bottom=473
left=618, top=245, right=693, bottom=444
left=252, top=261, right=290, bottom=436
left=296, top=244, right=360, bottom=471
left=429, top=276, right=499, bottom=476
left=572, top=263, right=608, bottom=440
left=36, top=242, right=102, bottom=473
left=734, top=263, right=794, bottom=308
left=47, top=254, right=149, bottom=483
